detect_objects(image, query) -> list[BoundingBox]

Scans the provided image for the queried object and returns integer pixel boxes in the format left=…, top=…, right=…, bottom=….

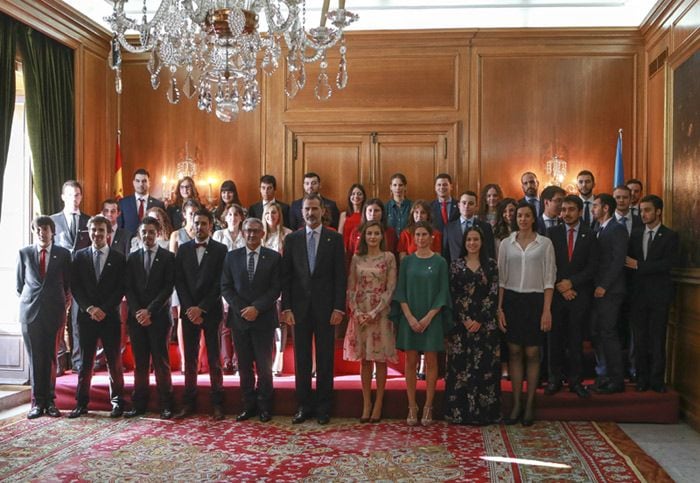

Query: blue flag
left=613, top=130, right=624, bottom=188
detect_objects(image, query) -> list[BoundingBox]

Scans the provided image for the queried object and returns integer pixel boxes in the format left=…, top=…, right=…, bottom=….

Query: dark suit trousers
left=631, top=299, right=670, bottom=387
left=181, top=318, right=224, bottom=406
left=591, top=294, right=624, bottom=385
left=22, top=321, right=61, bottom=407
left=128, top=320, right=173, bottom=411
left=75, top=318, right=125, bottom=408
left=293, top=313, right=335, bottom=415
left=550, top=294, right=588, bottom=385
left=231, top=324, right=275, bottom=412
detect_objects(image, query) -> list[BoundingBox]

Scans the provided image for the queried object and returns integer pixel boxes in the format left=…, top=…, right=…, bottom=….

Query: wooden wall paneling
left=290, top=131, right=371, bottom=209
left=646, top=67, right=667, bottom=197
left=119, top=57, right=263, bottom=208
left=672, top=0, right=700, bottom=52
left=472, top=49, right=638, bottom=200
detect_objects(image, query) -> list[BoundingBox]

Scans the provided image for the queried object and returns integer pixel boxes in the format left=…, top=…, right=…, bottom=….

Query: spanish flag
left=113, top=138, right=124, bottom=200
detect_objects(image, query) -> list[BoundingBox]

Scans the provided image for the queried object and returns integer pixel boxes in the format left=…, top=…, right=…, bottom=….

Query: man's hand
left=625, top=256, right=639, bottom=269
left=283, top=310, right=295, bottom=326
left=240, top=306, right=259, bottom=321
left=594, top=287, right=606, bottom=298
left=88, top=306, right=106, bottom=322
left=329, top=310, right=344, bottom=326
left=556, top=279, right=573, bottom=293
left=186, top=306, right=204, bottom=325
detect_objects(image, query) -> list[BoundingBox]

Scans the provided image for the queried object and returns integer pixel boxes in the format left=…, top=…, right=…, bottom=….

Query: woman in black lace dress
left=445, top=226, right=501, bottom=425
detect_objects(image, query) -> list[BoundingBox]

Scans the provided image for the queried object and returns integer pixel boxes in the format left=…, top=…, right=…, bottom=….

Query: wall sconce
left=545, top=154, right=568, bottom=187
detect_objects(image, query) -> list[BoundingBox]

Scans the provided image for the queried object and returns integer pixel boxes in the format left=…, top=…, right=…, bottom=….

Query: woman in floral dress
left=446, top=226, right=501, bottom=425
left=343, top=221, right=397, bottom=423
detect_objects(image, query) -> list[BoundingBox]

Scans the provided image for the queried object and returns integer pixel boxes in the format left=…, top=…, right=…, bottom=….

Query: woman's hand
left=540, top=309, right=552, bottom=332
left=497, top=309, right=507, bottom=333
left=464, top=317, right=481, bottom=333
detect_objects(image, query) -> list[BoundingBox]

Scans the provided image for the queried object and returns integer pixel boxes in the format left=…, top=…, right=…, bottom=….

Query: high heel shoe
left=407, top=406, right=419, bottom=426
left=522, top=408, right=535, bottom=427
left=504, top=408, right=522, bottom=425
left=370, top=404, right=382, bottom=423
left=421, top=406, right=433, bottom=426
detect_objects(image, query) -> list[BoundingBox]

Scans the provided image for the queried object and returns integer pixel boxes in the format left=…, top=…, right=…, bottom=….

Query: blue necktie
left=247, top=251, right=256, bottom=281
left=94, top=249, right=102, bottom=280
left=307, top=231, right=316, bottom=273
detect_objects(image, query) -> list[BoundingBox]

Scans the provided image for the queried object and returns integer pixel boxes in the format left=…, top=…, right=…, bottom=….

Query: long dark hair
left=345, top=183, right=366, bottom=216
left=514, top=200, right=538, bottom=232
left=478, top=183, right=503, bottom=218
left=213, top=180, right=241, bottom=222
left=494, top=197, right=517, bottom=241
left=357, top=220, right=386, bottom=255
left=460, top=226, right=494, bottom=285
left=406, top=200, right=433, bottom=233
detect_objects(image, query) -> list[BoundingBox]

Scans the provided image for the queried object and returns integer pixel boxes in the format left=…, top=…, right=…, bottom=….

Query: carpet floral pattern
left=0, top=414, right=669, bottom=482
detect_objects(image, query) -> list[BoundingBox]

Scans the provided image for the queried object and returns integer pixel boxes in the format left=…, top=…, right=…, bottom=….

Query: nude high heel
left=421, top=406, right=433, bottom=426
left=407, top=406, right=419, bottom=426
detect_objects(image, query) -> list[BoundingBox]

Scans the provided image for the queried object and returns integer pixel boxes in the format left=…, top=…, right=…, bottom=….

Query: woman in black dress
left=446, top=226, right=501, bottom=425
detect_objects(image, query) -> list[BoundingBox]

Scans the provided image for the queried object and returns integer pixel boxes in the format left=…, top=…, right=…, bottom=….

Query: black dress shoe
left=212, top=405, right=225, bottom=421
left=522, top=417, right=535, bottom=427
left=160, top=409, right=174, bottom=420
left=317, top=414, right=330, bottom=425
left=174, top=405, right=195, bottom=419
left=544, top=381, right=563, bottom=396
left=595, top=382, right=625, bottom=394
left=27, top=407, right=44, bottom=419
left=68, top=406, right=88, bottom=418
left=259, top=411, right=272, bottom=423
left=236, top=409, right=257, bottom=422
left=651, top=384, right=667, bottom=393
left=123, top=408, right=146, bottom=418
left=570, top=384, right=591, bottom=399
left=110, top=406, right=124, bottom=418
left=45, top=405, right=62, bottom=417
left=292, top=410, right=310, bottom=424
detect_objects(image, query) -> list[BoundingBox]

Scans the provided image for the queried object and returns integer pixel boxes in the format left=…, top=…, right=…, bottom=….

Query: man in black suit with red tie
left=545, top=196, right=598, bottom=398
left=625, top=195, right=679, bottom=393
left=118, top=169, right=165, bottom=234
left=68, top=215, right=126, bottom=418
left=221, top=218, right=282, bottom=423
left=174, top=209, right=228, bottom=420
left=17, top=216, right=72, bottom=419
left=590, top=193, right=629, bottom=394
left=123, top=216, right=175, bottom=419
left=430, top=173, right=459, bottom=256
left=282, top=193, right=346, bottom=425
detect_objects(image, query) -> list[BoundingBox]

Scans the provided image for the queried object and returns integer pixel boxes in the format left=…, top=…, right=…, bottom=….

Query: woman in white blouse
left=212, top=203, right=246, bottom=251
left=497, top=200, right=555, bottom=427
left=262, top=202, right=293, bottom=376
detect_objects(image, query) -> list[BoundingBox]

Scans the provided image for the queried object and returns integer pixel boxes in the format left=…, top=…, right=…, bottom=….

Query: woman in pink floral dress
left=343, top=220, right=398, bottom=423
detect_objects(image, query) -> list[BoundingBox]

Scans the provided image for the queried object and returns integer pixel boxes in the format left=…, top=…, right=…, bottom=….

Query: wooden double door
left=287, top=124, right=459, bottom=211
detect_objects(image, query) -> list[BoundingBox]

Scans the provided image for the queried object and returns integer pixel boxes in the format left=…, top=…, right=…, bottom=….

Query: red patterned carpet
left=0, top=414, right=671, bottom=482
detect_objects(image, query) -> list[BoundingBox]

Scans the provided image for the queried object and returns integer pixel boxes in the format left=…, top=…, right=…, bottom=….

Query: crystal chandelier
left=545, top=154, right=568, bottom=187
left=106, top=1, right=358, bottom=122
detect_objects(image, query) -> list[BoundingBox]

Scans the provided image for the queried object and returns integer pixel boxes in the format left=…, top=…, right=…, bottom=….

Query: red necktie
left=39, top=249, right=46, bottom=279
left=138, top=198, right=145, bottom=221
left=441, top=201, right=448, bottom=225
left=567, top=227, right=575, bottom=261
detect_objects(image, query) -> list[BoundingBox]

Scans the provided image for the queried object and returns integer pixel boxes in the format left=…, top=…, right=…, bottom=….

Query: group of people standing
left=17, top=167, right=678, bottom=428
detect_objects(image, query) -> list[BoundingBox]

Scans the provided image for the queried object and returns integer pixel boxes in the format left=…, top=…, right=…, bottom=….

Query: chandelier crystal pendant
left=106, top=1, right=358, bottom=122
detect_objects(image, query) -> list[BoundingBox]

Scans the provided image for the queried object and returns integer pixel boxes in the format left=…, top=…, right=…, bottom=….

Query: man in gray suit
left=16, top=216, right=72, bottom=419
left=222, top=218, right=282, bottom=423
left=50, top=180, right=90, bottom=376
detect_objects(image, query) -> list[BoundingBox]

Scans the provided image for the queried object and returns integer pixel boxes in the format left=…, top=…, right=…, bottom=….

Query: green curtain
left=16, top=24, right=74, bottom=215
left=0, top=13, right=17, bottom=221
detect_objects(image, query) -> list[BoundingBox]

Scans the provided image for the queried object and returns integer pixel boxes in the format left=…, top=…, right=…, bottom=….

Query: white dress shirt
left=212, top=229, right=245, bottom=251
left=498, top=232, right=556, bottom=293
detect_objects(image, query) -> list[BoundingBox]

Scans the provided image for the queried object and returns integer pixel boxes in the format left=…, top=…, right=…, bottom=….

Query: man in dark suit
left=589, top=193, right=629, bottom=394
left=577, top=170, right=596, bottom=228
left=68, top=215, right=126, bottom=418
left=17, top=216, right=72, bottom=419
left=430, top=173, right=459, bottom=256
left=518, top=171, right=541, bottom=217
left=625, top=195, right=679, bottom=393
left=537, top=185, right=565, bottom=235
left=545, top=196, right=598, bottom=398
left=446, top=190, right=495, bottom=262
left=248, top=175, right=291, bottom=228
left=282, top=193, right=346, bottom=425
left=118, top=168, right=165, bottom=234
left=174, top=209, right=228, bottom=420
left=50, top=180, right=90, bottom=375
left=289, top=172, right=340, bottom=230
left=222, top=218, right=282, bottom=423
left=101, top=199, right=132, bottom=256
left=613, top=184, right=643, bottom=379
left=123, top=216, right=175, bottom=419
left=626, top=179, right=644, bottom=218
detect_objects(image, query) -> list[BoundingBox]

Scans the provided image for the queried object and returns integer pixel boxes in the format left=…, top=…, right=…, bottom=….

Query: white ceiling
left=62, top=0, right=660, bottom=30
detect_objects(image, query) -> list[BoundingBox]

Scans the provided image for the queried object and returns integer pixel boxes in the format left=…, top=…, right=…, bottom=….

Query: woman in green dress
left=394, top=221, right=452, bottom=426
